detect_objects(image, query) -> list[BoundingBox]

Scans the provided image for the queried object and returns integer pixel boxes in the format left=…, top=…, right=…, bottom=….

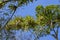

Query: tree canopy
left=0, top=0, right=35, bottom=40
left=0, top=0, right=60, bottom=40
left=5, top=5, right=60, bottom=40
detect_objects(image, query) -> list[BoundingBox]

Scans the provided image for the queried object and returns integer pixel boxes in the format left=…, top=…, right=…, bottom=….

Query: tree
left=35, top=5, right=60, bottom=40
left=0, top=0, right=35, bottom=30
left=5, top=16, right=38, bottom=40
left=0, top=0, right=35, bottom=40
left=5, top=5, right=60, bottom=40
left=1, top=0, right=60, bottom=40
left=6, top=16, right=37, bottom=30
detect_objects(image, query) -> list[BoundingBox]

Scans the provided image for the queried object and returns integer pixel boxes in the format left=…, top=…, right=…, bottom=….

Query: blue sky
left=14, top=0, right=60, bottom=40
left=15, top=0, right=60, bottom=17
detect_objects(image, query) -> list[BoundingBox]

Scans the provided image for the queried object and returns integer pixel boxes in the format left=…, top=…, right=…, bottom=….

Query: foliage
left=6, top=16, right=37, bottom=30
left=0, top=0, right=60, bottom=40
left=5, top=5, right=60, bottom=40
left=0, top=0, right=35, bottom=40
left=35, top=5, right=60, bottom=40
left=0, top=0, right=35, bottom=8
left=0, top=0, right=35, bottom=30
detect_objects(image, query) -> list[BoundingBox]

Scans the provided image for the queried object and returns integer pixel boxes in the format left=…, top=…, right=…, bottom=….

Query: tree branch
left=1, top=6, right=17, bottom=30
